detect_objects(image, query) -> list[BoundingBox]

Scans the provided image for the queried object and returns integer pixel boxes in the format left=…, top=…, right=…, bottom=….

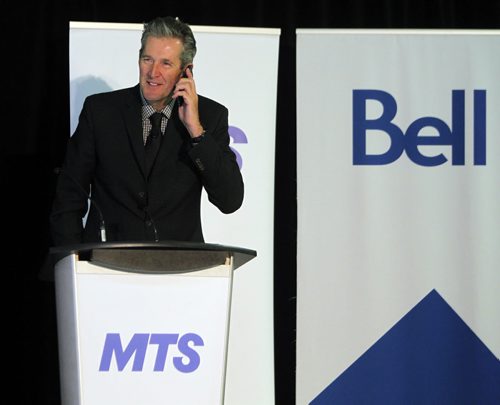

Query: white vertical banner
left=69, top=22, right=279, bottom=405
left=296, top=30, right=500, bottom=404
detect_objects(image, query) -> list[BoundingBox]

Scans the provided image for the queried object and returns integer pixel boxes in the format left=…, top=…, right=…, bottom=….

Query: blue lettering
left=149, top=333, right=179, bottom=372
left=99, top=332, right=204, bottom=373
left=174, top=333, right=204, bottom=373
left=353, top=90, right=405, bottom=165
left=405, top=116, right=454, bottom=166
left=99, top=333, right=149, bottom=371
left=474, top=90, right=487, bottom=165
left=352, top=89, right=487, bottom=166
left=229, top=126, right=248, bottom=170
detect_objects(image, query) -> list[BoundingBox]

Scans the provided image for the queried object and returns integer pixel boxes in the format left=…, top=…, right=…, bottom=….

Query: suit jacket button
left=195, top=158, right=205, bottom=171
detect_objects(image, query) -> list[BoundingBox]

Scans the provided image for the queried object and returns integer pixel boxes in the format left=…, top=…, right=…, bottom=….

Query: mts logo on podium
left=353, top=89, right=487, bottom=166
left=99, top=333, right=204, bottom=373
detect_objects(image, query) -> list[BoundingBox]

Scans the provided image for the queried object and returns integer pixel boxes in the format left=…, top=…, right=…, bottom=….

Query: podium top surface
left=50, top=241, right=257, bottom=273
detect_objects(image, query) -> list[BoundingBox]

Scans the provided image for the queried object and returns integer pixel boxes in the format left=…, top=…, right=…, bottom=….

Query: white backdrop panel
left=296, top=29, right=500, bottom=405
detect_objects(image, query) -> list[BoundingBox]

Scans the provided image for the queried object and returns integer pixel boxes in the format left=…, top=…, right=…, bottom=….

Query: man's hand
left=174, top=67, right=204, bottom=138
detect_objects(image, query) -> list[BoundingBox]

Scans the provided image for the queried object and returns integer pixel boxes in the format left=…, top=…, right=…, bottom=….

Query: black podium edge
left=49, top=240, right=257, bottom=272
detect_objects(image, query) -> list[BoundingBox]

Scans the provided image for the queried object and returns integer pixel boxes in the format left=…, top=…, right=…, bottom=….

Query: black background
left=5, top=1, right=499, bottom=404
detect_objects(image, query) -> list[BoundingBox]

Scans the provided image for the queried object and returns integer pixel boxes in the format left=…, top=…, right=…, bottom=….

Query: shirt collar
left=139, top=89, right=175, bottom=121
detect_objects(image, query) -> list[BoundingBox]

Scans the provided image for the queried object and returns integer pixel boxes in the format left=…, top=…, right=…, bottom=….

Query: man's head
left=138, top=17, right=197, bottom=110
left=140, top=16, right=197, bottom=68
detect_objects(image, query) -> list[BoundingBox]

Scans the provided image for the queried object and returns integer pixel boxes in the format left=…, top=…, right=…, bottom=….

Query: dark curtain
left=5, top=1, right=498, bottom=404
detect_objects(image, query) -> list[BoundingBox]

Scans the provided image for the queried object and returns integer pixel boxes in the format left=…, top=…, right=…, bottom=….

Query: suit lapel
left=155, top=105, right=186, bottom=174
left=122, top=85, right=148, bottom=179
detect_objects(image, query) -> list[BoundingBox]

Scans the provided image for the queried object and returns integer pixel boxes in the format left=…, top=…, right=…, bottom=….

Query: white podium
left=50, top=242, right=256, bottom=405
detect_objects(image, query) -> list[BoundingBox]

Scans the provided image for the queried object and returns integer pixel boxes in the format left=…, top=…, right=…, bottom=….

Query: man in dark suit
left=50, top=16, right=244, bottom=245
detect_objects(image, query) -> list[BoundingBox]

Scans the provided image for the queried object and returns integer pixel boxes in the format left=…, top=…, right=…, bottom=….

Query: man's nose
left=149, top=62, right=160, bottom=77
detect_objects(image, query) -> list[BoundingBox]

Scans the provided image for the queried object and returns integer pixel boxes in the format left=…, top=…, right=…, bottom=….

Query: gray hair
left=139, top=16, right=197, bottom=68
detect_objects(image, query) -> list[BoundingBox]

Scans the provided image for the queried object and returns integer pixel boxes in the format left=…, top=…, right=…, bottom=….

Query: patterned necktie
left=145, top=112, right=163, bottom=174
left=146, top=112, right=163, bottom=146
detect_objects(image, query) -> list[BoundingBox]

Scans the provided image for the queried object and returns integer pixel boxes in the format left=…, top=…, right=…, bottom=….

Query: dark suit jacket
left=50, top=85, right=243, bottom=245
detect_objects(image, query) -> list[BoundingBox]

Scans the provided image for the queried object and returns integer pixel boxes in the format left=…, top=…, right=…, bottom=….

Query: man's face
left=139, top=36, right=184, bottom=110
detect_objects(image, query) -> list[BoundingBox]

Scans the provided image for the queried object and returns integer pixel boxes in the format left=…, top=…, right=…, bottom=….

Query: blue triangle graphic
left=310, top=289, right=500, bottom=404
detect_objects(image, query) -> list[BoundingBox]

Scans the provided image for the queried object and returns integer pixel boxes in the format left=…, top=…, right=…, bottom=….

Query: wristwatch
left=191, top=130, right=206, bottom=144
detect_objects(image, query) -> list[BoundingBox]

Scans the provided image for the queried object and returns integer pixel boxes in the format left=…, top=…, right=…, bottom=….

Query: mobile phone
left=183, top=65, right=193, bottom=78
left=178, top=65, right=193, bottom=106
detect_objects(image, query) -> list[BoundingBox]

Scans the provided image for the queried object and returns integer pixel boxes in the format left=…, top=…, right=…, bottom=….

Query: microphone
left=137, top=197, right=160, bottom=242
left=54, top=167, right=107, bottom=242
left=147, top=213, right=160, bottom=242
